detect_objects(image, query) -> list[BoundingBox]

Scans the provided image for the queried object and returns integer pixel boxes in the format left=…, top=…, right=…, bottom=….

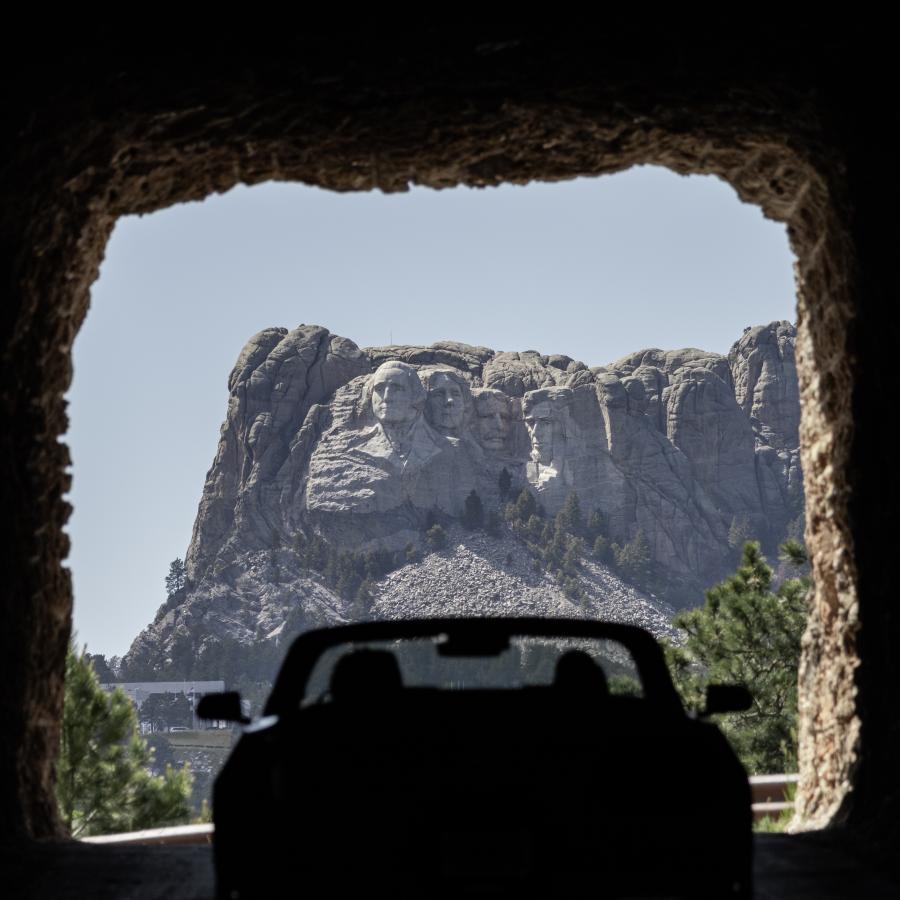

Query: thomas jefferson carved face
left=473, top=389, right=512, bottom=451
left=424, top=370, right=468, bottom=434
left=370, top=362, right=425, bottom=427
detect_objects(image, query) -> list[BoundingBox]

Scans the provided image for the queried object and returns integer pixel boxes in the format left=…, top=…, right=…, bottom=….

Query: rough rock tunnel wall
left=0, top=30, right=892, bottom=849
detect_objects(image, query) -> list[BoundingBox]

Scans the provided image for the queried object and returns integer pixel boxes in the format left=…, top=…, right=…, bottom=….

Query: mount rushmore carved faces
left=370, top=360, right=426, bottom=428
left=472, top=388, right=514, bottom=452
left=422, top=368, right=471, bottom=436
left=523, top=387, right=574, bottom=468
left=356, top=361, right=449, bottom=476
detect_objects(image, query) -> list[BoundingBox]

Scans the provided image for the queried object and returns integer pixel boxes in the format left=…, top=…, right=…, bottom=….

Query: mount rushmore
left=125, top=320, right=802, bottom=667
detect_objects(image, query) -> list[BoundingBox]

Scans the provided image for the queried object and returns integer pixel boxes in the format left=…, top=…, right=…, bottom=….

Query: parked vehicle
left=199, top=617, right=752, bottom=899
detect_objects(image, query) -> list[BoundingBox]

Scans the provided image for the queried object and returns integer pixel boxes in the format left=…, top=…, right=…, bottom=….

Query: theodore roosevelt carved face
left=473, top=388, right=513, bottom=451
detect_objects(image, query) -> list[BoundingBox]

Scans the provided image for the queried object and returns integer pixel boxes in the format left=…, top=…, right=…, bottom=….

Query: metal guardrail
left=81, top=823, right=213, bottom=846
left=79, top=774, right=800, bottom=844
left=750, top=773, right=798, bottom=821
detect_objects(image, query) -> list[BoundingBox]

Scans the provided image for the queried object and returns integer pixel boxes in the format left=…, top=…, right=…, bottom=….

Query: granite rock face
left=186, top=320, right=802, bottom=599
left=185, top=325, right=370, bottom=581
left=128, top=320, right=802, bottom=665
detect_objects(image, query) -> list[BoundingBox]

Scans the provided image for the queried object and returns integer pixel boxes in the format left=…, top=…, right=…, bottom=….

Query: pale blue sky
left=66, top=166, right=797, bottom=656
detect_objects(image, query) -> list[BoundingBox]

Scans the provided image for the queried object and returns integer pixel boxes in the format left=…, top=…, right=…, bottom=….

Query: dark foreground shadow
left=4, top=834, right=899, bottom=900
left=10, top=621, right=897, bottom=898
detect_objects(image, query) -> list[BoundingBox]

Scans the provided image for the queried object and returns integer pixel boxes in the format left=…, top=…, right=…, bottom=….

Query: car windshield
left=303, top=634, right=644, bottom=703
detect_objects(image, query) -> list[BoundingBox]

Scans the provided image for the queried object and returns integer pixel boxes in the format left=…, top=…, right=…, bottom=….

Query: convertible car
left=198, top=617, right=752, bottom=899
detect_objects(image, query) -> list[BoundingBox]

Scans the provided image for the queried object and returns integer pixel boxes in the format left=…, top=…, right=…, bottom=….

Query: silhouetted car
left=199, top=618, right=752, bottom=899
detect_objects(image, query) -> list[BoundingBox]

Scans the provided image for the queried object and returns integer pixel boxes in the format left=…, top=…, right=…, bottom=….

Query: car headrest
left=553, top=650, right=609, bottom=696
left=329, top=649, right=404, bottom=701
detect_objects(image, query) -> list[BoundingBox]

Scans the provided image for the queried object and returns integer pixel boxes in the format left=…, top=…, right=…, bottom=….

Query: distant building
left=101, top=680, right=226, bottom=730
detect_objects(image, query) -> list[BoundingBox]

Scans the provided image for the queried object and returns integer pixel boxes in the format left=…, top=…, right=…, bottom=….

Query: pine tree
left=666, top=541, right=810, bottom=773
left=587, top=508, right=606, bottom=540
left=613, top=529, right=652, bottom=585
left=592, top=535, right=612, bottom=564
left=169, top=632, right=195, bottom=680
left=555, top=492, right=583, bottom=537
left=505, top=489, right=537, bottom=525
left=139, top=691, right=192, bottom=732
left=57, top=642, right=192, bottom=836
left=561, top=536, right=584, bottom=575
left=89, top=654, right=116, bottom=684
left=463, top=489, right=485, bottom=530
left=165, top=558, right=186, bottom=596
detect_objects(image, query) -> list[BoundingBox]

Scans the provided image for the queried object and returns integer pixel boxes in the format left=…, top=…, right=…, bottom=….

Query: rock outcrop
left=125, top=528, right=681, bottom=674
left=126, top=320, right=803, bottom=668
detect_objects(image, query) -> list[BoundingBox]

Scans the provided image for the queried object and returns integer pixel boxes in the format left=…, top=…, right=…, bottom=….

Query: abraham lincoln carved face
left=522, top=388, right=573, bottom=465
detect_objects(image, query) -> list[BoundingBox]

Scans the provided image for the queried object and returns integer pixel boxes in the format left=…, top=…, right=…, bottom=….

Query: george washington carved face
left=369, top=361, right=426, bottom=427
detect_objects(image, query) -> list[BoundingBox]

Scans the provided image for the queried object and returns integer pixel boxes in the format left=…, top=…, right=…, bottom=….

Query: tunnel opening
left=4, top=33, right=892, bottom=896
left=66, top=167, right=804, bottom=828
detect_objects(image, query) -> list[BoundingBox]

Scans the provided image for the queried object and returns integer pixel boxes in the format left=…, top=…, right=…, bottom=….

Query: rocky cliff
left=124, top=321, right=802, bottom=673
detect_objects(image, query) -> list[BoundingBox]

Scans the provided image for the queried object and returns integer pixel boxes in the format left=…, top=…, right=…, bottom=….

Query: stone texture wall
left=0, top=30, right=892, bottom=848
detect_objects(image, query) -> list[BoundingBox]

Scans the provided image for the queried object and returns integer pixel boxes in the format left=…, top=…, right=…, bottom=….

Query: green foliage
left=194, top=799, right=213, bottom=824
left=505, top=489, right=538, bottom=525
left=165, top=558, right=186, bottom=597
left=462, top=489, right=485, bottom=530
left=144, top=734, right=177, bottom=774
left=169, top=632, right=196, bottom=679
left=426, top=524, right=449, bottom=550
left=592, top=535, right=612, bottom=564
left=117, top=641, right=160, bottom=682
left=778, top=539, right=808, bottom=568
left=667, top=541, right=810, bottom=773
left=297, top=532, right=401, bottom=607
left=89, top=654, right=116, bottom=684
left=555, top=493, right=583, bottom=537
left=612, top=529, right=652, bottom=586
left=586, top=508, right=607, bottom=541
left=57, top=643, right=192, bottom=836
left=505, top=490, right=589, bottom=603
left=608, top=674, right=642, bottom=697
left=752, top=781, right=797, bottom=833
left=139, top=691, right=192, bottom=733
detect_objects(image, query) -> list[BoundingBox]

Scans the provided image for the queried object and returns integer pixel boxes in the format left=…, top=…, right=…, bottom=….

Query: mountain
left=122, top=321, right=801, bottom=679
